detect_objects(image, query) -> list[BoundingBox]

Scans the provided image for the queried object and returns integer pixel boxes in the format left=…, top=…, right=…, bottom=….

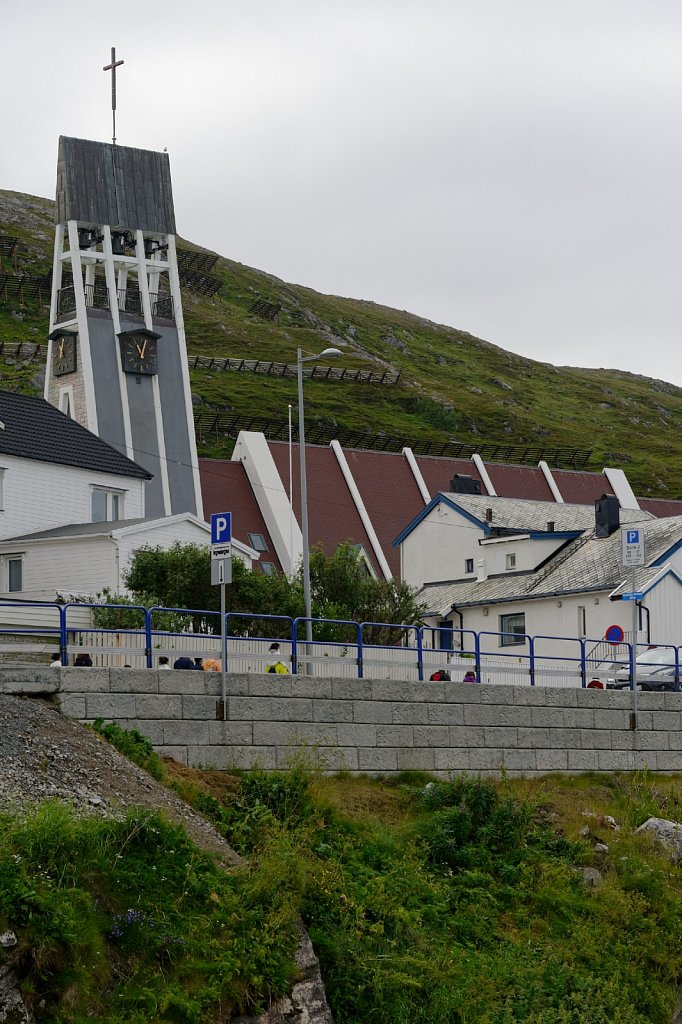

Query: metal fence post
left=417, top=626, right=424, bottom=682
left=60, top=604, right=68, bottom=666
left=357, top=622, right=364, bottom=679
left=474, top=631, right=481, bottom=682
left=145, top=608, right=153, bottom=668
left=579, top=638, right=587, bottom=687
left=529, top=635, right=535, bottom=686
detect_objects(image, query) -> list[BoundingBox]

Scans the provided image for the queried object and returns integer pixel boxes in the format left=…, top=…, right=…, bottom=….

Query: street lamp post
left=297, top=345, right=341, bottom=672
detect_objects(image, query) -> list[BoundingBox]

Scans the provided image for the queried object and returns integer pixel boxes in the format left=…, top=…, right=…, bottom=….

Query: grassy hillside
left=5, top=730, right=682, bottom=1023
left=1, top=189, right=681, bottom=496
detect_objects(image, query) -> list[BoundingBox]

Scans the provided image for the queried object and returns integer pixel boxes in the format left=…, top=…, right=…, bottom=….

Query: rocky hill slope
left=1, top=189, right=681, bottom=496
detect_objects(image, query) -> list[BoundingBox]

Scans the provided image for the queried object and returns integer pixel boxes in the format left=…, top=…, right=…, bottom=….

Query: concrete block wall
left=2, top=667, right=682, bottom=776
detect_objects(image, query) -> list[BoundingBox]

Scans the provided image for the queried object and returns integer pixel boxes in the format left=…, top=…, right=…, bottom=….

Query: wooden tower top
left=55, top=136, right=176, bottom=234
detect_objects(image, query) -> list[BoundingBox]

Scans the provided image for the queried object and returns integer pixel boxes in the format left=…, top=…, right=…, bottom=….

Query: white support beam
left=66, top=220, right=98, bottom=434
left=538, top=460, right=564, bottom=502
left=101, top=226, right=134, bottom=461
left=331, top=440, right=393, bottom=579
left=402, top=447, right=431, bottom=504
left=604, top=467, right=640, bottom=510
left=471, top=453, right=496, bottom=496
left=166, top=234, right=203, bottom=517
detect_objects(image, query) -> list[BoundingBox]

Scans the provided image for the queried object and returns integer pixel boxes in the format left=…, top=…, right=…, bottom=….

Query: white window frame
left=59, top=385, right=75, bottom=418
left=465, top=558, right=474, bottom=574
left=91, top=486, right=126, bottom=523
left=505, top=552, right=517, bottom=570
left=0, top=467, right=6, bottom=512
left=577, top=605, right=586, bottom=638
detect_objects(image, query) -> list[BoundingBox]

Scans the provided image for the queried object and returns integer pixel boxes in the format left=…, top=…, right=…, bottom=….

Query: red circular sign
left=605, top=624, right=625, bottom=644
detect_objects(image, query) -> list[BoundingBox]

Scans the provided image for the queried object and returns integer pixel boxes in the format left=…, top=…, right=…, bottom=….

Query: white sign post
left=621, top=527, right=645, bottom=726
left=211, top=513, right=232, bottom=718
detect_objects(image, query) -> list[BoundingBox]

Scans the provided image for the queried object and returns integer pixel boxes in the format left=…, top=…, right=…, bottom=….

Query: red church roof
left=199, top=438, right=682, bottom=582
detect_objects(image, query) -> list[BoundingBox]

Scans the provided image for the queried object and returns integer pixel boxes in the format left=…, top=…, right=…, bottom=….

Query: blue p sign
left=211, top=512, right=232, bottom=545
left=626, top=530, right=640, bottom=544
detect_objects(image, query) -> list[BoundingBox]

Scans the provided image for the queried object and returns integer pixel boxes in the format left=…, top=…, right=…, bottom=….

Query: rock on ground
left=635, top=817, right=682, bottom=861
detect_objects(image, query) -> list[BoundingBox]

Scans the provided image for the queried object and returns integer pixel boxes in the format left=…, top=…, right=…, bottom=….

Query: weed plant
left=218, top=768, right=682, bottom=1024
left=0, top=802, right=300, bottom=1022
left=90, top=719, right=166, bottom=781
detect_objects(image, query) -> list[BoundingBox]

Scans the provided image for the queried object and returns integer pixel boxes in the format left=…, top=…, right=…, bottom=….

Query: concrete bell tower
left=44, top=135, right=202, bottom=519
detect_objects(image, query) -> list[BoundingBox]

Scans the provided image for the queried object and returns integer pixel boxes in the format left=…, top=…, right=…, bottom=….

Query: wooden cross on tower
left=103, top=46, right=124, bottom=145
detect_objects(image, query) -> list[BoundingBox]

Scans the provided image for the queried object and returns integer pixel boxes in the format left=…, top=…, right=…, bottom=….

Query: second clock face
left=53, top=334, right=77, bottom=376
left=121, top=335, right=158, bottom=375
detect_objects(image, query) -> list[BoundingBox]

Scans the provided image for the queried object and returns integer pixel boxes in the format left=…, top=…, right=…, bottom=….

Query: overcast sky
left=4, top=1, right=682, bottom=384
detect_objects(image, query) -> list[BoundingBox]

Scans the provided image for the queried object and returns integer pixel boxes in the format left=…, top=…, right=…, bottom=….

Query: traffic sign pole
left=211, top=513, right=233, bottom=720
left=631, top=564, right=638, bottom=724
left=621, top=526, right=644, bottom=730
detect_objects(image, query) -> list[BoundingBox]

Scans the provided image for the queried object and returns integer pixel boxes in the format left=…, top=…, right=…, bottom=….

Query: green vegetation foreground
left=3, top=722, right=682, bottom=1024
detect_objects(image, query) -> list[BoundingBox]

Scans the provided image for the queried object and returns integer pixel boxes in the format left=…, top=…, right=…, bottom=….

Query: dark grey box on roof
left=56, top=136, right=176, bottom=234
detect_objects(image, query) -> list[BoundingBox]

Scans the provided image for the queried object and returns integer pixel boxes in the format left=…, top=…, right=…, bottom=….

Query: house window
left=0, top=468, right=5, bottom=511
left=248, top=532, right=268, bottom=552
left=499, top=612, right=525, bottom=646
left=505, top=553, right=516, bottom=570
left=7, top=556, right=23, bottom=593
left=260, top=561, right=276, bottom=575
left=577, top=605, right=586, bottom=638
left=465, top=558, right=474, bottom=574
left=91, top=487, right=124, bottom=522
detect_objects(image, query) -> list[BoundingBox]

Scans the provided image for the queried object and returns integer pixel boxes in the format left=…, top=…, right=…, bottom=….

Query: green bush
left=0, top=802, right=300, bottom=1022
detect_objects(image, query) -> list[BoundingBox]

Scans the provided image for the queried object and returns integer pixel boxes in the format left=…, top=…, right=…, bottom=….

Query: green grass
left=212, top=767, right=682, bottom=1024
left=0, top=802, right=301, bottom=1022
left=5, top=718, right=682, bottom=1022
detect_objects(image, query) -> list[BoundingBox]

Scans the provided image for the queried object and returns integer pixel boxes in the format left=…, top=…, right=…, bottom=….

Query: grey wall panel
left=118, top=318, right=165, bottom=518
left=155, top=325, right=197, bottom=516
left=56, top=137, right=176, bottom=234
left=87, top=314, right=127, bottom=456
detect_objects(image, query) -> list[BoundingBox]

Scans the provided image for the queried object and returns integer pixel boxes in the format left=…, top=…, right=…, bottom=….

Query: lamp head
left=320, top=347, right=342, bottom=358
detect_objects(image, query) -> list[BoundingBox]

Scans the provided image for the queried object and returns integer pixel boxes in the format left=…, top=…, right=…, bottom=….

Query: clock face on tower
left=119, top=331, right=159, bottom=375
left=52, top=333, right=77, bottom=376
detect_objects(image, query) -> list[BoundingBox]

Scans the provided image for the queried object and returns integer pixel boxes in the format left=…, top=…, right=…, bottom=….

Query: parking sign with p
left=211, top=512, right=231, bottom=545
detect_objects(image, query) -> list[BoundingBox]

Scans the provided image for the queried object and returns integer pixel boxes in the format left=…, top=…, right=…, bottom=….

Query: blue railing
left=0, top=599, right=679, bottom=689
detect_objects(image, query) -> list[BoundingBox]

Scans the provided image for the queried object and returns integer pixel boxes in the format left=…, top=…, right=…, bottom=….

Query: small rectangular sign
left=211, top=512, right=231, bottom=546
left=621, top=592, right=643, bottom=601
left=621, top=526, right=645, bottom=567
left=211, top=558, right=232, bottom=586
left=211, top=543, right=232, bottom=560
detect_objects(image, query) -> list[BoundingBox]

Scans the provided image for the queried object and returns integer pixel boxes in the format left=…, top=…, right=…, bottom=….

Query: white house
left=0, top=391, right=260, bottom=639
left=0, top=514, right=259, bottom=604
left=393, top=492, right=682, bottom=661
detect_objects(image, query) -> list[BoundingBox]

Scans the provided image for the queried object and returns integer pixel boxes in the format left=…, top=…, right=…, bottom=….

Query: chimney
left=476, top=557, right=487, bottom=582
left=450, top=473, right=482, bottom=495
left=485, top=508, right=493, bottom=523
left=595, top=494, right=620, bottom=538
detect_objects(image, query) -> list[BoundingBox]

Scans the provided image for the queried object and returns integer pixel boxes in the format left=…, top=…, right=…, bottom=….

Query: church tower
left=44, top=136, right=202, bottom=519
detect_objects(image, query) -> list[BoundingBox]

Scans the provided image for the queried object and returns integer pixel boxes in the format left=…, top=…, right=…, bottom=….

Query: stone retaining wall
left=2, top=666, right=682, bottom=776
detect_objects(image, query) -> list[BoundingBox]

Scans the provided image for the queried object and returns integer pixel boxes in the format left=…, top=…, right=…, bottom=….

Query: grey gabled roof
left=3, top=519, right=149, bottom=543
left=0, top=392, right=152, bottom=480
left=419, top=513, right=682, bottom=615
left=439, top=493, right=650, bottom=534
